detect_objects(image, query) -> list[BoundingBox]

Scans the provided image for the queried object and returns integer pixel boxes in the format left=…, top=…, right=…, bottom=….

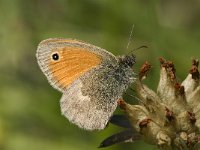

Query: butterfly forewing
left=36, top=38, right=116, bottom=92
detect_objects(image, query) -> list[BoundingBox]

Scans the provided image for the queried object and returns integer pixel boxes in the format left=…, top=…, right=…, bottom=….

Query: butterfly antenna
left=128, top=45, right=148, bottom=55
left=125, top=24, right=148, bottom=55
left=126, top=24, right=135, bottom=50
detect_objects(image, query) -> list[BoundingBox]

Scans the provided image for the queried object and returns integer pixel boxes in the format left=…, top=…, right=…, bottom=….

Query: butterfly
left=36, top=38, right=136, bottom=130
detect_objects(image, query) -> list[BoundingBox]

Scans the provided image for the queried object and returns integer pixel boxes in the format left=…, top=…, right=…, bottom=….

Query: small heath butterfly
left=36, top=38, right=136, bottom=130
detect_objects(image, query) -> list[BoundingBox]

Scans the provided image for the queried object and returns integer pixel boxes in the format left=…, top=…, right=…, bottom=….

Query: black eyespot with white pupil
left=52, top=53, right=59, bottom=61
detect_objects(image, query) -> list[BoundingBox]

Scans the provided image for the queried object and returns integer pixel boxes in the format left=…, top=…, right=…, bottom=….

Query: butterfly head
left=118, top=54, right=136, bottom=68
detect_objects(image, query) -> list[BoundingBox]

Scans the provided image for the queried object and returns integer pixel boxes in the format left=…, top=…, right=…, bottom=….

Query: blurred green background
left=0, top=0, right=200, bottom=150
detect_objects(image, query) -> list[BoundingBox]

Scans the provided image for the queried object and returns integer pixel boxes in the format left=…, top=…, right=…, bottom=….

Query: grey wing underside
left=60, top=78, right=118, bottom=130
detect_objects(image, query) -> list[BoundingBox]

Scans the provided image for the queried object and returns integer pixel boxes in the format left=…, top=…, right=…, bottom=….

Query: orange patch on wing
left=48, top=47, right=102, bottom=89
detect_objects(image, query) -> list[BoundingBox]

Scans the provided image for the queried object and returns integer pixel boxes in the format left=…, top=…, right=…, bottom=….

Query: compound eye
left=52, top=52, right=59, bottom=61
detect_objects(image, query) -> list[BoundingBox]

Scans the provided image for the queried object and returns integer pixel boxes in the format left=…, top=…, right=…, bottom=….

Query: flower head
left=100, top=58, right=200, bottom=150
